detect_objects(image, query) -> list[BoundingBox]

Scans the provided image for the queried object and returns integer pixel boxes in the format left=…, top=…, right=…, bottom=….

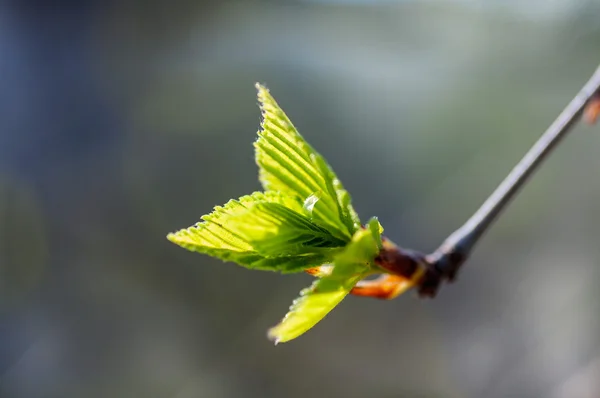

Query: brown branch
left=411, top=64, right=600, bottom=297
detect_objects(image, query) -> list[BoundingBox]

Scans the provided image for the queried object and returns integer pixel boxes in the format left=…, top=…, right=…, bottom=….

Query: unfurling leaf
left=167, top=191, right=348, bottom=273
left=255, top=84, right=361, bottom=240
left=230, top=202, right=347, bottom=256
left=167, top=85, right=398, bottom=343
left=267, top=218, right=382, bottom=343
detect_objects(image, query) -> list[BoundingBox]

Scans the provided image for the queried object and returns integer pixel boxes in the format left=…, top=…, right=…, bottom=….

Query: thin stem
left=428, top=64, right=600, bottom=278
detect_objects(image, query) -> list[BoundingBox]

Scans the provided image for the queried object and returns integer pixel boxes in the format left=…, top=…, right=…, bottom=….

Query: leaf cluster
left=168, top=84, right=383, bottom=342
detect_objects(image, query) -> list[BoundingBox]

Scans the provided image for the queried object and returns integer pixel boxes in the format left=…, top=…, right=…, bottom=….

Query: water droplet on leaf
left=303, top=194, right=319, bottom=214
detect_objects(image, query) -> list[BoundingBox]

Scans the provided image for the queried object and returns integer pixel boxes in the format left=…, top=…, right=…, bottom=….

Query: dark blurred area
left=1, top=1, right=600, bottom=397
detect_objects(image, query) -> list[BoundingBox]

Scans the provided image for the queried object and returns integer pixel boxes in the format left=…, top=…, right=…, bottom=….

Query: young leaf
left=254, top=84, right=361, bottom=240
left=167, top=192, right=346, bottom=273
left=168, top=85, right=394, bottom=343
left=367, top=216, right=384, bottom=250
left=267, top=221, right=382, bottom=344
left=229, top=202, right=347, bottom=256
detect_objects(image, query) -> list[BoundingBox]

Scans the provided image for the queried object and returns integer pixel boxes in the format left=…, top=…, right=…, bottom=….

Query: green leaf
left=167, top=85, right=389, bottom=343
left=267, top=224, right=382, bottom=343
left=231, top=202, right=347, bottom=256
left=367, top=216, right=384, bottom=250
left=254, top=84, right=361, bottom=241
left=167, top=192, right=346, bottom=273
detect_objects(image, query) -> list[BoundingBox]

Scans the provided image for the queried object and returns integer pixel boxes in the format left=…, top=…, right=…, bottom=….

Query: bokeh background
left=1, top=1, right=600, bottom=397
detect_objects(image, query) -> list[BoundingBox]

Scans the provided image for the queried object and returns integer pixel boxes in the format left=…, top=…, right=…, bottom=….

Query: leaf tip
left=267, top=327, right=283, bottom=345
left=166, top=232, right=177, bottom=243
left=255, top=82, right=268, bottom=97
left=166, top=230, right=195, bottom=249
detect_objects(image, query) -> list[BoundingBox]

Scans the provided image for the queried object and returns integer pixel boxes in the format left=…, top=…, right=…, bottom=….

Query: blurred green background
left=1, top=1, right=600, bottom=397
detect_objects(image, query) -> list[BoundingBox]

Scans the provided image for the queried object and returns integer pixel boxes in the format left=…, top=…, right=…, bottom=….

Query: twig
left=417, top=64, right=600, bottom=297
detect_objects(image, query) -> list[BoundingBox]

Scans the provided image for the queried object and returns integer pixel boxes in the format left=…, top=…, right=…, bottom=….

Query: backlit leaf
left=254, top=84, right=361, bottom=241
left=167, top=192, right=345, bottom=273
left=267, top=219, right=382, bottom=343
